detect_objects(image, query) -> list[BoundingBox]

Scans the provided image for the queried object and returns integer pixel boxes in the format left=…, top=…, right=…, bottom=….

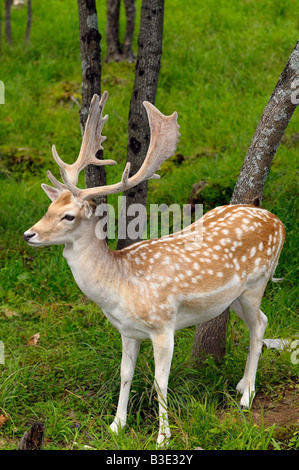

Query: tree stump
left=18, top=421, right=45, bottom=450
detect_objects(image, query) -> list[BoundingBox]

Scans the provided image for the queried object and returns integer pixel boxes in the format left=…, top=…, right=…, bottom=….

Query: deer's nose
left=23, top=232, right=36, bottom=242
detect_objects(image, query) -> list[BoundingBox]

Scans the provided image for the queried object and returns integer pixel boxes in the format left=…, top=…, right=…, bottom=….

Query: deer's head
left=23, top=188, right=96, bottom=246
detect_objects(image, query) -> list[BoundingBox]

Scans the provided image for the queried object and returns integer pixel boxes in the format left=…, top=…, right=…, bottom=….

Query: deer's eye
left=62, top=214, right=75, bottom=222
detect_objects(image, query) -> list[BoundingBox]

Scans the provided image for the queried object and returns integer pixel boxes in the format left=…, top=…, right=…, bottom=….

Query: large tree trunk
left=117, top=0, right=165, bottom=250
left=77, top=0, right=107, bottom=205
left=230, top=41, right=299, bottom=205
left=191, top=40, right=299, bottom=364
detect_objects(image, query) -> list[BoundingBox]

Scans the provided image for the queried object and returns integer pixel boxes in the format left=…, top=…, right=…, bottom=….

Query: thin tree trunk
left=77, top=0, right=107, bottom=205
left=25, top=0, right=32, bottom=42
left=117, top=0, right=165, bottom=250
left=105, top=0, right=136, bottom=63
left=191, top=40, right=299, bottom=364
left=105, top=0, right=122, bottom=63
left=5, top=0, right=12, bottom=44
left=122, top=0, right=136, bottom=62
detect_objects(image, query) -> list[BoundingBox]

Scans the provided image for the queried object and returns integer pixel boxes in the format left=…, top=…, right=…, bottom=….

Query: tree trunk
left=25, top=0, right=32, bottom=42
left=122, top=0, right=136, bottom=62
left=77, top=0, right=107, bottom=205
left=106, top=0, right=122, bottom=63
left=5, top=0, right=12, bottom=44
left=105, top=0, right=136, bottom=63
left=117, top=0, right=164, bottom=250
left=191, top=40, right=299, bottom=364
left=230, top=40, right=299, bottom=205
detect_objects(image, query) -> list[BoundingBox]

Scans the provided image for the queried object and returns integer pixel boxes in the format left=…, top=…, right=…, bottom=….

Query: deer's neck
left=62, top=220, right=125, bottom=310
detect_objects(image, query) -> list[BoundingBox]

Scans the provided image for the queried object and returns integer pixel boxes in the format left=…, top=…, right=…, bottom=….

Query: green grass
left=0, top=0, right=298, bottom=450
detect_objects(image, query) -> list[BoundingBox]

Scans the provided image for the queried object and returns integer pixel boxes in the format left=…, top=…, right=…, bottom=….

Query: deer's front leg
left=110, top=335, right=141, bottom=433
left=152, top=331, right=174, bottom=448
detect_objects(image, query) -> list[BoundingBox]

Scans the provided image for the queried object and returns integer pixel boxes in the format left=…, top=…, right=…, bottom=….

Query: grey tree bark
left=106, top=0, right=136, bottom=63
left=117, top=0, right=165, bottom=250
left=77, top=0, right=107, bottom=205
left=230, top=40, right=299, bottom=205
left=191, top=40, right=299, bottom=364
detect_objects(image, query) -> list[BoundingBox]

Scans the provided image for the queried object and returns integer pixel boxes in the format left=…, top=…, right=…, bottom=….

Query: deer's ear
left=83, top=200, right=95, bottom=219
left=41, top=183, right=61, bottom=201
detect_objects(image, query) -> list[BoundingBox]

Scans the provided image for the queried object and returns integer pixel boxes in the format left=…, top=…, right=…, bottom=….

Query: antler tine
left=60, top=161, right=132, bottom=199
left=121, top=162, right=131, bottom=185
left=129, top=102, right=180, bottom=185
left=76, top=92, right=117, bottom=170
left=46, top=168, right=83, bottom=198
left=46, top=170, right=67, bottom=191
left=63, top=101, right=180, bottom=201
left=49, top=91, right=117, bottom=188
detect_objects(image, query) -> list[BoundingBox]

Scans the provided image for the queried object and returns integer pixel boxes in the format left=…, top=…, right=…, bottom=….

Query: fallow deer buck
left=24, top=91, right=285, bottom=447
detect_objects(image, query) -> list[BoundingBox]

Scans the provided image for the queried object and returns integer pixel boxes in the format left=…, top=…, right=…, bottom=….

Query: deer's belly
left=102, top=307, right=154, bottom=339
left=174, top=278, right=242, bottom=331
left=175, top=301, right=231, bottom=331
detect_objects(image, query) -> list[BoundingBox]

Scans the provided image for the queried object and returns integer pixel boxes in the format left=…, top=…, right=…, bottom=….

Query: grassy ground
left=0, top=0, right=298, bottom=450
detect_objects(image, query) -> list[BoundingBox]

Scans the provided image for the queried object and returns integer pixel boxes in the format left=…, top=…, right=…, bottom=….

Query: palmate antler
left=47, top=91, right=180, bottom=200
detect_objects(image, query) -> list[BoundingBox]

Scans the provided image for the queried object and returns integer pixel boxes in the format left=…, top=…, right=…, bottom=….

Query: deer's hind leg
left=230, top=288, right=268, bottom=409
